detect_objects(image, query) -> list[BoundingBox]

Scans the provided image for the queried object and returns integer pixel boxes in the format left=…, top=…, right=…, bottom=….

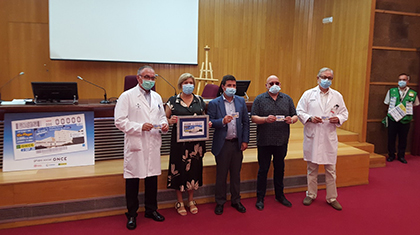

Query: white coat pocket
left=304, top=124, right=315, bottom=138
left=127, top=135, right=142, bottom=151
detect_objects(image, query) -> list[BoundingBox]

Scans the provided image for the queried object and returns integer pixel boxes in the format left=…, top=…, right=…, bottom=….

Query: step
left=346, top=141, right=375, bottom=153
left=369, top=153, right=386, bottom=168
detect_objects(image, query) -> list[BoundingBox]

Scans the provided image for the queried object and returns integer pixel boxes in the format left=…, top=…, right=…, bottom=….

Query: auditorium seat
left=201, top=83, right=219, bottom=99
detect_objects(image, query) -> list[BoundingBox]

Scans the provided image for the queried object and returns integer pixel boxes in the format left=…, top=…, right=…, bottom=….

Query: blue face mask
left=224, top=88, right=236, bottom=97
left=320, top=79, right=332, bottom=89
left=141, top=79, right=155, bottom=90
left=269, top=85, right=281, bottom=94
left=182, top=84, right=194, bottom=95
left=398, top=80, right=407, bottom=88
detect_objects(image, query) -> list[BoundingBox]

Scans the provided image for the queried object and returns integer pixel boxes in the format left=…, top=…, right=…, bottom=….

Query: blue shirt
left=222, top=95, right=237, bottom=139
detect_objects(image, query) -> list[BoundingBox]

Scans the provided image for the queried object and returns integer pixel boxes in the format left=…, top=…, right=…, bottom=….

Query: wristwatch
left=307, top=117, right=312, bottom=123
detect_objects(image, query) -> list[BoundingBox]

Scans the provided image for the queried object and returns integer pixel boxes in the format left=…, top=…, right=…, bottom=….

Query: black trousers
left=388, top=119, right=411, bottom=159
left=256, top=145, right=288, bottom=201
left=125, top=176, right=158, bottom=217
left=215, top=139, right=243, bottom=205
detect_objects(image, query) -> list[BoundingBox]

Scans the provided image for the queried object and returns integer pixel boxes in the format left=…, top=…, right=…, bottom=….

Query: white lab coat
left=115, top=85, right=168, bottom=179
left=296, top=86, right=348, bottom=165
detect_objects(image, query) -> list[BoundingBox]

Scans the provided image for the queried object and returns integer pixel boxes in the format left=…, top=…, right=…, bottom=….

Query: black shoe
left=215, top=204, right=224, bottom=215
left=144, top=211, right=165, bottom=222
left=231, top=202, right=246, bottom=213
left=255, top=200, right=264, bottom=211
left=387, top=157, right=395, bottom=162
left=276, top=196, right=292, bottom=207
left=125, top=214, right=136, bottom=230
left=398, top=158, right=407, bottom=164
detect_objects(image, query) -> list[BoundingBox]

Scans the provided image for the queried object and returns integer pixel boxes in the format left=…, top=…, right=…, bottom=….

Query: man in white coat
left=115, top=65, right=169, bottom=230
left=296, top=67, right=348, bottom=211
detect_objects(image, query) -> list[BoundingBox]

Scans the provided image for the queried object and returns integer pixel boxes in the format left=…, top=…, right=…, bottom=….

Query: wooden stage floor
left=0, top=125, right=384, bottom=228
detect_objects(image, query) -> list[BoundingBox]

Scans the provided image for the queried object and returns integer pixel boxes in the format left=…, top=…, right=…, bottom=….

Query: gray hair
left=317, top=67, right=334, bottom=78
left=137, top=65, right=154, bottom=75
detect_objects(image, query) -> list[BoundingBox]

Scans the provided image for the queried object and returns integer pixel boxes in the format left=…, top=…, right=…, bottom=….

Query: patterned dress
left=166, top=94, right=206, bottom=191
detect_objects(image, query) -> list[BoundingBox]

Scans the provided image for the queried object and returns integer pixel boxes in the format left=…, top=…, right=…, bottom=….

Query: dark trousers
left=256, top=145, right=288, bottom=201
left=215, top=139, right=243, bottom=205
left=388, top=119, right=411, bottom=159
left=125, top=176, right=158, bottom=217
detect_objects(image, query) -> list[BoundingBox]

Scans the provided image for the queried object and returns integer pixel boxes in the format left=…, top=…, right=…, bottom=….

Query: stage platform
left=0, top=124, right=384, bottom=229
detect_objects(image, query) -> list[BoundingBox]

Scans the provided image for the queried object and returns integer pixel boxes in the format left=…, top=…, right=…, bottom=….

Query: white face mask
left=319, top=79, right=332, bottom=89
left=182, top=84, right=194, bottom=95
left=269, top=85, right=281, bottom=94
left=224, top=88, right=236, bottom=97
left=398, top=80, right=407, bottom=88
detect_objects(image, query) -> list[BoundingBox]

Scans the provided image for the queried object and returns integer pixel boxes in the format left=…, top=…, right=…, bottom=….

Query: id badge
left=231, top=112, right=239, bottom=118
left=406, top=102, right=413, bottom=115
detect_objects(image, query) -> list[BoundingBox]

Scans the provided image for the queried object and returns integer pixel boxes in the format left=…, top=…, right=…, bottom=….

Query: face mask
left=320, top=79, right=332, bottom=89
left=141, top=79, right=155, bottom=90
left=224, top=88, right=236, bottom=97
left=182, top=84, right=194, bottom=95
left=269, top=85, right=281, bottom=94
left=398, top=80, right=407, bottom=88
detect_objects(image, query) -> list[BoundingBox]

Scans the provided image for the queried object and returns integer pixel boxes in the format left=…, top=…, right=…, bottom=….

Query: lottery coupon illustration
left=182, top=121, right=204, bottom=136
left=12, top=114, right=88, bottom=160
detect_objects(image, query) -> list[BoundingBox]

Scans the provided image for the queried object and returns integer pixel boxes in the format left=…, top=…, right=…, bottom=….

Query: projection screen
left=49, top=0, right=199, bottom=64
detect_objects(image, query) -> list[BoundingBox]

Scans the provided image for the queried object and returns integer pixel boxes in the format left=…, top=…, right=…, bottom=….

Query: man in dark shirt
left=251, top=75, right=298, bottom=210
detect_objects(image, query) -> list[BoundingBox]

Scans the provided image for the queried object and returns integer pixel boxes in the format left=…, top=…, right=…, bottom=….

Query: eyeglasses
left=319, top=76, right=333, bottom=80
left=140, top=75, right=156, bottom=80
left=269, top=82, right=280, bottom=86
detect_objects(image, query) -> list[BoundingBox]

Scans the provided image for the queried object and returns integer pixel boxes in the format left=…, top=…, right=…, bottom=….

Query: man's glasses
left=140, top=75, right=156, bottom=80
left=269, top=82, right=280, bottom=86
left=319, top=76, right=333, bottom=80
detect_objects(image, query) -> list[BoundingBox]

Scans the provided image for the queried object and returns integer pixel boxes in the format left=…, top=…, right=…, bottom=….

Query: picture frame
left=176, top=115, right=209, bottom=142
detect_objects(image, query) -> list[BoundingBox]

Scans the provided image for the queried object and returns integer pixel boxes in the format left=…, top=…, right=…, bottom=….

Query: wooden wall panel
left=367, top=85, right=389, bottom=120
left=8, top=0, right=48, bottom=23
left=373, top=13, right=420, bottom=48
left=367, top=121, right=414, bottom=154
left=371, top=50, right=420, bottom=82
left=5, top=23, right=51, bottom=99
left=0, top=1, right=10, bottom=85
left=0, top=0, right=373, bottom=141
left=376, top=0, right=420, bottom=13
left=366, top=122, right=388, bottom=154
left=367, top=0, right=420, bottom=154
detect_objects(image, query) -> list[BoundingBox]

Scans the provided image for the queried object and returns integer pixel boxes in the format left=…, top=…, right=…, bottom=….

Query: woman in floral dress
left=166, top=73, right=207, bottom=216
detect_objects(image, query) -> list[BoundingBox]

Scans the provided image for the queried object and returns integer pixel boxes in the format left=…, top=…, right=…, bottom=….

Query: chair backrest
left=201, top=83, right=219, bottom=99
left=124, top=75, right=155, bottom=91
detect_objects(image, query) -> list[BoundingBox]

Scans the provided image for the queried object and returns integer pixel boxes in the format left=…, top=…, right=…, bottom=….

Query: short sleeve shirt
left=251, top=92, right=297, bottom=146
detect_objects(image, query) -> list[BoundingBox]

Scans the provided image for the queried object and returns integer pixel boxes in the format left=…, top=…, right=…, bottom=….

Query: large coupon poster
left=3, top=111, right=95, bottom=172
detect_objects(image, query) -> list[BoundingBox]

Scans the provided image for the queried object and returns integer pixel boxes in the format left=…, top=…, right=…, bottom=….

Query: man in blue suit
left=207, top=75, right=250, bottom=215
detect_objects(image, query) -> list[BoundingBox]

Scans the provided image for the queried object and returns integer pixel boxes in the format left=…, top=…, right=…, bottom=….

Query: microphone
left=0, top=72, right=25, bottom=101
left=77, top=76, right=111, bottom=104
left=155, top=74, right=177, bottom=96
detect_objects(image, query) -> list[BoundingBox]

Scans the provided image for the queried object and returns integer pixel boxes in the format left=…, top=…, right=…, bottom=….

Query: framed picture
left=177, top=115, right=209, bottom=142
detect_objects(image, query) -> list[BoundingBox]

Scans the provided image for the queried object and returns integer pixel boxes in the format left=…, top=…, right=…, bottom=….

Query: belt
left=225, top=138, right=238, bottom=142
